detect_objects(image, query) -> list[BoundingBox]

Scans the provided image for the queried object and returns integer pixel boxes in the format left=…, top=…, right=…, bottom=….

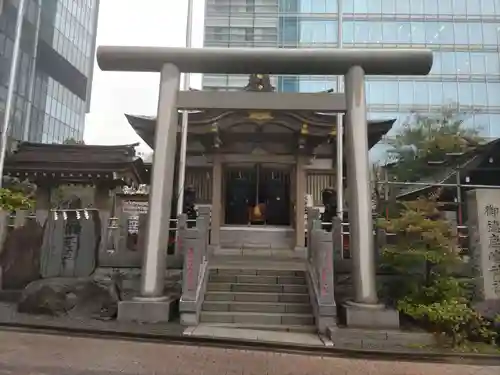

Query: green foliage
left=0, top=189, right=33, bottom=210
left=378, top=197, right=497, bottom=347
left=399, top=298, right=496, bottom=347
left=0, top=177, right=36, bottom=211
left=63, top=138, right=85, bottom=145
left=385, top=106, right=484, bottom=182
left=378, top=198, right=460, bottom=272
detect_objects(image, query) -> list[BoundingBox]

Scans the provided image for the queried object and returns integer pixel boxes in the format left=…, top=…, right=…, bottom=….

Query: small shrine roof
left=396, top=138, right=500, bottom=199
left=4, top=142, right=148, bottom=186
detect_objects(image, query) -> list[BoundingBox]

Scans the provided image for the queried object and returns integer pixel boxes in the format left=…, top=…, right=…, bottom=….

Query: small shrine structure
left=1, top=142, right=147, bottom=281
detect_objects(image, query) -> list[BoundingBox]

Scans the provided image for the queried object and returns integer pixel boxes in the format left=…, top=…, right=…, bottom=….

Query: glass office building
left=0, top=0, right=100, bottom=145
left=204, top=0, right=338, bottom=92
left=342, top=0, right=500, bottom=158
left=203, top=0, right=500, bottom=157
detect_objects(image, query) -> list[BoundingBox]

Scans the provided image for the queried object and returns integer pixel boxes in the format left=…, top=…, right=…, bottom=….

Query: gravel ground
left=0, top=330, right=497, bottom=375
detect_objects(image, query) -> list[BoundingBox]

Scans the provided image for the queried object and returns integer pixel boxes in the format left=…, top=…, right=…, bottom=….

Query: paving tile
left=190, top=325, right=260, bottom=341
left=255, top=331, right=324, bottom=346
left=0, top=330, right=497, bottom=375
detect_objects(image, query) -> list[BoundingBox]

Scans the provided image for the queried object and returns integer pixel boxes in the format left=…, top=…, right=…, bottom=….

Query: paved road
left=0, top=331, right=497, bottom=375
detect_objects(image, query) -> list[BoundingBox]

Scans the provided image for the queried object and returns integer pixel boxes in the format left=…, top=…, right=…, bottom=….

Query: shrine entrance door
left=223, top=163, right=291, bottom=226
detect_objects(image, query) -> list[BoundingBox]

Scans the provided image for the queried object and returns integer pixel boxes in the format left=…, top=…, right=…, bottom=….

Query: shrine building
left=126, top=74, right=395, bottom=251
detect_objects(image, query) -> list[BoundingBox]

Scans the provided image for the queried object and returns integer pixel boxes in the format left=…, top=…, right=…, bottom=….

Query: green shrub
left=399, top=295, right=496, bottom=347
left=0, top=177, right=36, bottom=211
left=377, top=197, right=497, bottom=347
left=0, top=188, right=33, bottom=210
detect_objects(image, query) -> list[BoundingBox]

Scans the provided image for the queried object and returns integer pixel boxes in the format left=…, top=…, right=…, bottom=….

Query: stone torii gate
left=96, top=46, right=433, bottom=323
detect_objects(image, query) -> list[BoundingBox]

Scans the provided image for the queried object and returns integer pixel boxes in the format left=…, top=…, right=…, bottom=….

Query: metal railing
left=308, top=219, right=470, bottom=261
left=99, top=203, right=470, bottom=259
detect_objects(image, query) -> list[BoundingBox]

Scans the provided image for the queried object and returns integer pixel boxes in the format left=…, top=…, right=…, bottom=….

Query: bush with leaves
left=377, top=197, right=497, bottom=347
left=385, top=106, right=484, bottom=182
left=399, top=298, right=496, bottom=347
left=0, top=177, right=36, bottom=211
left=62, top=138, right=85, bottom=145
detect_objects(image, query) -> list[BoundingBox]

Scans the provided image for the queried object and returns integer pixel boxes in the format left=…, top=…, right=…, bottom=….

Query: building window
left=299, top=0, right=337, bottom=13
left=246, top=0, right=255, bottom=12
left=300, top=20, right=337, bottom=44
left=281, top=17, right=298, bottom=44
left=280, top=76, right=299, bottom=92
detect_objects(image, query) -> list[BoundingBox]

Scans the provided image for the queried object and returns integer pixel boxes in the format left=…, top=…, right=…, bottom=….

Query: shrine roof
left=125, top=74, right=395, bottom=150
left=4, top=142, right=148, bottom=185
left=396, top=137, right=500, bottom=200
left=125, top=112, right=395, bottom=150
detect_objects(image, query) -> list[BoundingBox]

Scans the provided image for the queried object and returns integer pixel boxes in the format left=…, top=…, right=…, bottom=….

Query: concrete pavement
left=0, top=331, right=497, bottom=375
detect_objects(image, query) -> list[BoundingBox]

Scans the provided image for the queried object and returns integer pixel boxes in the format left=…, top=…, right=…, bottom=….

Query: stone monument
left=466, top=189, right=500, bottom=300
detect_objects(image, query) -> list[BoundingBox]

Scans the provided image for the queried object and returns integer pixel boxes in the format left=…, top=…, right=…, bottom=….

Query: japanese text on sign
left=484, top=203, right=500, bottom=296
left=186, top=247, right=195, bottom=291
left=123, top=200, right=148, bottom=215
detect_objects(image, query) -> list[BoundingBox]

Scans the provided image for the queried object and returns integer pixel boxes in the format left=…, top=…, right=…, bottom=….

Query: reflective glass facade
left=0, top=0, right=99, bottom=146
left=342, top=0, right=500, bottom=159
left=204, top=0, right=338, bottom=92
left=203, top=0, right=500, bottom=157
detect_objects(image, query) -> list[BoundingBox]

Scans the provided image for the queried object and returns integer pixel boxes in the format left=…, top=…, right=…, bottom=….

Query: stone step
left=203, top=301, right=312, bottom=314
left=201, top=323, right=317, bottom=333
left=208, top=274, right=306, bottom=285
left=213, top=248, right=298, bottom=256
left=205, top=291, right=310, bottom=303
left=200, top=311, right=315, bottom=326
left=207, top=283, right=308, bottom=294
left=210, top=269, right=305, bottom=277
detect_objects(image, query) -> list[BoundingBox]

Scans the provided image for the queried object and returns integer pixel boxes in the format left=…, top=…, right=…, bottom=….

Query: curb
left=0, top=321, right=499, bottom=366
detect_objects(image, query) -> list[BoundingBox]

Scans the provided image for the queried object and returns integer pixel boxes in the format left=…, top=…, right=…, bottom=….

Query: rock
left=18, top=278, right=120, bottom=319
left=93, top=267, right=182, bottom=299
left=0, top=219, right=43, bottom=289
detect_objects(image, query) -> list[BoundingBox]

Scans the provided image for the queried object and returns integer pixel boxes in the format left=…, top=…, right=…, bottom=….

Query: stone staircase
left=200, top=267, right=315, bottom=332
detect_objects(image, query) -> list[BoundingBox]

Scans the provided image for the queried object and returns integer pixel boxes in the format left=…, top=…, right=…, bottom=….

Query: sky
left=83, top=0, right=205, bottom=153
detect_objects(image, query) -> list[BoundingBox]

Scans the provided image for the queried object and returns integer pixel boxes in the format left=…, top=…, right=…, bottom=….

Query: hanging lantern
left=253, top=205, right=262, bottom=218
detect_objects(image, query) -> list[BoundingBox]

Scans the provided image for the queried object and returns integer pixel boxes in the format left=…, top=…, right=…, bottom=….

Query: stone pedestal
left=293, top=246, right=307, bottom=258
left=180, top=310, right=197, bottom=326
left=342, top=301, right=399, bottom=329
left=117, top=297, right=177, bottom=323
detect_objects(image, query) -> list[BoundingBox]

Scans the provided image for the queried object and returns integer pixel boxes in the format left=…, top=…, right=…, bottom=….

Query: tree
left=63, top=138, right=85, bottom=145
left=385, top=106, right=484, bottom=182
left=0, top=177, right=36, bottom=210
left=377, top=197, right=497, bottom=347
